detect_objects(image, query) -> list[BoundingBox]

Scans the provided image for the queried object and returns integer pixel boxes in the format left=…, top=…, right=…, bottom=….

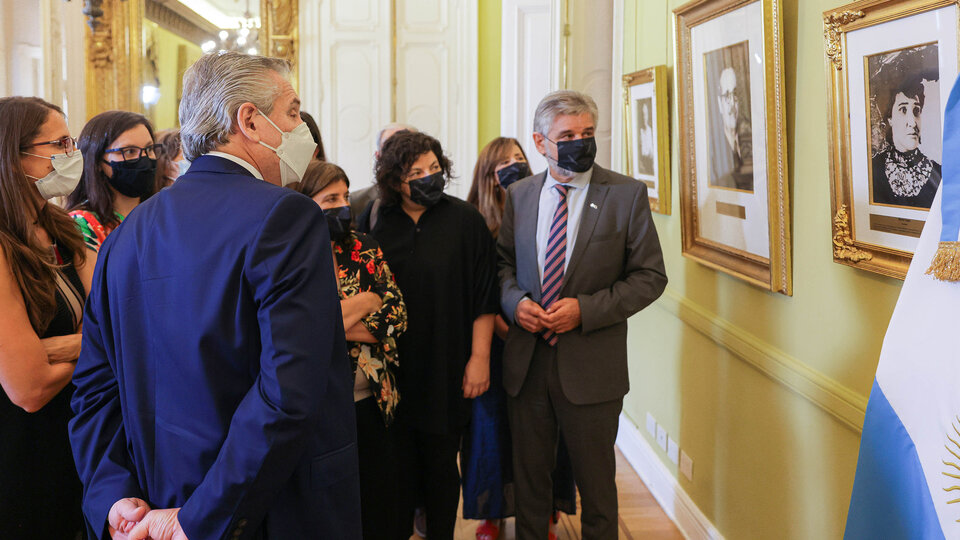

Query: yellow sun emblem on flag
left=944, top=418, right=960, bottom=520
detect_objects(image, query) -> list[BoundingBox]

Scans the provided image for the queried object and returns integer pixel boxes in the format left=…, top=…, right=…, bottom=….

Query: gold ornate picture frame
left=674, top=0, right=792, bottom=295
left=84, top=0, right=299, bottom=121
left=623, top=65, right=671, bottom=214
left=824, top=0, right=958, bottom=280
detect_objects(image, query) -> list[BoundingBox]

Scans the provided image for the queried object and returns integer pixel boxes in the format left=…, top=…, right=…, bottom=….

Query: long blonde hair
left=467, top=137, right=529, bottom=237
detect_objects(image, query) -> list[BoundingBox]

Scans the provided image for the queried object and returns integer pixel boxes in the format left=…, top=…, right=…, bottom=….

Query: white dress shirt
left=206, top=151, right=264, bottom=180
left=535, top=166, right=593, bottom=281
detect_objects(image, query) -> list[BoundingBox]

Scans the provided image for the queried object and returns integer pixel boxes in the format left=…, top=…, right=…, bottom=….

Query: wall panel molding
left=616, top=413, right=724, bottom=540
left=653, top=288, right=868, bottom=433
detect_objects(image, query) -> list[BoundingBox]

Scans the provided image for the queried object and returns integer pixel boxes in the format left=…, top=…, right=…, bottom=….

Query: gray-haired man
left=498, top=90, right=667, bottom=539
left=69, top=52, right=360, bottom=540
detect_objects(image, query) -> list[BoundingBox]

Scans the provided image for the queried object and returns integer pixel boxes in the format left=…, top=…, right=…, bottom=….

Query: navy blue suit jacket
left=69, top=156, right=360, bottom=539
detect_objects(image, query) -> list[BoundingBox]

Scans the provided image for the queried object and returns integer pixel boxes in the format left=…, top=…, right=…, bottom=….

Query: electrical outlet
left=655, top=424, right=668, bottom=451
left=646, top=412, right=657, bottom=437
left=667, top=437, right=679, bottom=464
left=680, top=450, right=693, bottom=481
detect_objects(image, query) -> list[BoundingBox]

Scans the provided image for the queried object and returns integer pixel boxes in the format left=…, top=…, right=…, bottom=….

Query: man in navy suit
left=69, top=52, right=361, bottom=539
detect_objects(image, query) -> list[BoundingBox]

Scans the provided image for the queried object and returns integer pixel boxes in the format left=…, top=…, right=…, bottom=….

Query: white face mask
left=22, top=151, right=84, bottom=200
left=256, top=110, right=317, bottom=186
left=177, top=158, right=191, bottom=178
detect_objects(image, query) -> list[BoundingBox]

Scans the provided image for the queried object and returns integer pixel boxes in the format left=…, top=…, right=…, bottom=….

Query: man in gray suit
left=498, top=90, right=667, bottom=539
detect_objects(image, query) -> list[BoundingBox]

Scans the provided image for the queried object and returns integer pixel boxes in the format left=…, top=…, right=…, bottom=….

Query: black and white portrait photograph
left=623, top=65, right=670, bottom=214
left=826, top=0, right=957, bottom=279
left=705, top=40, right=754, bottom=192
left=635, top=97, right=655, bottom=176
left=867, top=43, right=941, bottom=209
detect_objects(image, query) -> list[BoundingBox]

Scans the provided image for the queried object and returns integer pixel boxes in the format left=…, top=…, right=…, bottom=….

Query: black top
left=361, top=195, right=499, bottom=434
left=0, top=246, right=85, bottom=539
left=871, top=147, right=941, bottom=209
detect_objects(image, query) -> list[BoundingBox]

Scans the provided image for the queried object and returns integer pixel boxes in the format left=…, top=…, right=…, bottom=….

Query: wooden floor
left=410, top=446, right=684, bottom=539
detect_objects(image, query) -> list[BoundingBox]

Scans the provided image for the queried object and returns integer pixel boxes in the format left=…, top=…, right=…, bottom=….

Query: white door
left=307, top=0, right=393, bottom=190
left=500, top=0, right=563, bottom=175
left=395, top=0, right=477, bottom=199
left=501, top=0, right=615, bottom=172
left=306, top=0, right=478, bottom=199
left=566, top=0, right=614, bottom=169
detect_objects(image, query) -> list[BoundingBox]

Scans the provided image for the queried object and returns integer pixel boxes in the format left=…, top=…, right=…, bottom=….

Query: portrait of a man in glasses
left=706, top=41, right=754, bottom=192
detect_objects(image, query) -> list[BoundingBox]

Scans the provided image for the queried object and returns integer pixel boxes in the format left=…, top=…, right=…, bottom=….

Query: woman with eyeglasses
left=0, top=97, right=89, bottom=538
left=67, top=111, right=157, bottom=287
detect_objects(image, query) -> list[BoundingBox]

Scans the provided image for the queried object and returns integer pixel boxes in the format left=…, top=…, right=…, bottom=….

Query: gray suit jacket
left=497, top=165, right=667, bottom=404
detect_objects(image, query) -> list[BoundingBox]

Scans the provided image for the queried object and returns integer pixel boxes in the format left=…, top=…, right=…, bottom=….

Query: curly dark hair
left=374, top=131, right=452, bottom=206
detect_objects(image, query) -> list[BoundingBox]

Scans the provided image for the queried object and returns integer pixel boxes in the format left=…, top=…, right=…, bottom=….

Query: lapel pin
left=590, top=202, right=598, bottom=209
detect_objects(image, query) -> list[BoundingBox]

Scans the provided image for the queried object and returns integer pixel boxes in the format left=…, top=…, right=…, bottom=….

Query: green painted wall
left=621, top=1, right=898, bottom=538
left=478, top=0, right=502, bottom=149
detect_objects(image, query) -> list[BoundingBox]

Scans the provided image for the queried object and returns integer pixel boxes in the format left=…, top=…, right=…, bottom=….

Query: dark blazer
left=497, top=165, right=667, bottom=405
left=69, top=155, right=361, bottom=540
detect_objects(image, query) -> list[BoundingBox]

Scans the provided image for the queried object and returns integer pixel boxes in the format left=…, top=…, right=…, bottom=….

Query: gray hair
left=179, top=52, right=291, bottom=160
left=376, top=122, right=418, bottom=150
left=533, top=90, right=599, bottom=136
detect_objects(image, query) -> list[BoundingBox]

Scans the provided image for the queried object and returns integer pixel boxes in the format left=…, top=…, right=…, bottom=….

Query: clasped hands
left=109, top=498, right=187, bottom=540
left=515, top=297, right=581, bottom=334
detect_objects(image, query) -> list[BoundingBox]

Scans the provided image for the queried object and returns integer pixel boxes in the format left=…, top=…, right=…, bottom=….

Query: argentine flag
left=845, top=77, right=960, bottom=539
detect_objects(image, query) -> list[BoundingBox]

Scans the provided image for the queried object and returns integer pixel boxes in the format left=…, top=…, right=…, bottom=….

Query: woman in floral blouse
left=290, top=160, right=408, bottom=540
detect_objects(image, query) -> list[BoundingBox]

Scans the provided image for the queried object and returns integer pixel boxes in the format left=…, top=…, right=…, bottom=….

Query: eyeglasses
left=20, top=136, right=78, bottom=157
left=104, top=144, right=161, bottom=162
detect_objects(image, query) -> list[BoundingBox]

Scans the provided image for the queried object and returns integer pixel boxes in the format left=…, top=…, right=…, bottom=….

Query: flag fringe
left=926, top=241, right=960, bottom=281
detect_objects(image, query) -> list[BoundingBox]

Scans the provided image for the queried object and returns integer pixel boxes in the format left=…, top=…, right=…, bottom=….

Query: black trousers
left=355, top=396, right=406, bottom=540
left=508, top=340, right=623, bottom=540
left=395, top=419, right=463, bottom=540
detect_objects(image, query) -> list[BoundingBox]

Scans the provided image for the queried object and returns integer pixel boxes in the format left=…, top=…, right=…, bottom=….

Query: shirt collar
left=545, top=166, right=592, bottom=191
left=205, top=151, right=264, bottom=180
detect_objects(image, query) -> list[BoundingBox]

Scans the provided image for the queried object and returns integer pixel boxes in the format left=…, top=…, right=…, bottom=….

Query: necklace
left=884, top=148, right=933, bottom=198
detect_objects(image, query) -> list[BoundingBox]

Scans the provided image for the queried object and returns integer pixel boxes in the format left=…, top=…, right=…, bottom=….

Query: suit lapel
left=517, top=172, right=546, bottom=303
left=563, top=167, right=609, bottom=287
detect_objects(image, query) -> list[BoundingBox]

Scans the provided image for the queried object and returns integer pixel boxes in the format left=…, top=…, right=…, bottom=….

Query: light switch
left=680, top=450, right=693, bottom=481
left=646, top=412, right=657, bottom=437
left=667, top=437, right=679, bottom=464
left=655, top=424, right=668, bottom=451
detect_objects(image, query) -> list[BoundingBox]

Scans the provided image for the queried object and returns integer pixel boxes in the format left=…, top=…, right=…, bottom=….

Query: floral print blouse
left=334, top=231, right=407, bottom=426
left=69, top=210, right=125, bottom=253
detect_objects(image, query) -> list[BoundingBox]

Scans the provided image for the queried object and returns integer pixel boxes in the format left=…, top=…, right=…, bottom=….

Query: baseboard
left=616, top=413, right=725, bottom=540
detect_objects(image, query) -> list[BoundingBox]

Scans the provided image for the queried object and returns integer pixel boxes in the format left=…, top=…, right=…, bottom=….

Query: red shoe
left=476, top=520, right=499, bottom=540
left=548, top=510, right=560, bottom=540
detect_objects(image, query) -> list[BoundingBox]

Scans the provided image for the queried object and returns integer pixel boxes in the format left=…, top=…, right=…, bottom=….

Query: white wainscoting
left=616, top=413, right=725, bottom=540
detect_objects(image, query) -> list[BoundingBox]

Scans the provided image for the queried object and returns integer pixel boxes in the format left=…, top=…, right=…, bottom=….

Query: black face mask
left=105, top=156, right=157, bottom=199
left=408, top=172, right=445, bottom=207
left=323, top=205, right=352, bottom=242
left=496, top=162, right=532, bottom=189
left=550, top=137, right=597, bottom=173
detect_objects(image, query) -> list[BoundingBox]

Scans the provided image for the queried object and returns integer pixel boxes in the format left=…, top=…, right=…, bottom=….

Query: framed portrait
left=623, top=65, right=671, bottom=214
left=824, top=0, right=958, bottom=279
left=674, top=0, right=792, bottom=295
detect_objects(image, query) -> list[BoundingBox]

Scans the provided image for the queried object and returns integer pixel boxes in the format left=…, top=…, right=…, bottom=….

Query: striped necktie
left=541, top=183, right=572, bottom=346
